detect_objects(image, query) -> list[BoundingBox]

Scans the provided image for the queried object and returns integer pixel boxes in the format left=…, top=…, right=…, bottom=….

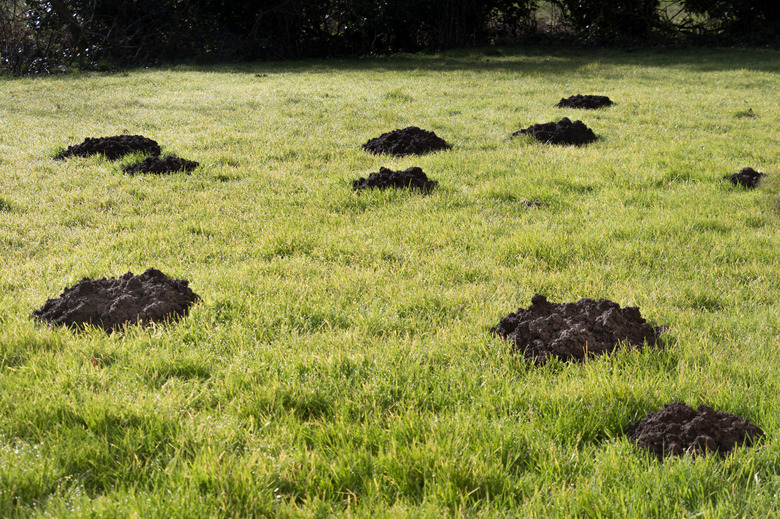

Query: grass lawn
left=1, top=46, right=779, bottom=517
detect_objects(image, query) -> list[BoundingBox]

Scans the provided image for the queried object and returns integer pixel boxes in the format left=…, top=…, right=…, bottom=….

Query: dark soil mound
left=512, top=117, right=597, bottom=146
left=626, top=402, right=764, bottom=459
left=556, top=94, right=614, bottom=109
left=724, top=167, right=764, bottom=188
left=55, top=135, right=161, bottom=160
left=32, top=268, right=200, bottom=332
left=123, top=155, right=199, bottom=175
left=352, top=166, right=438, bottom=192
left=362, top=126, right=452, bottom=156
left=492, top=294, right=664, bottom=364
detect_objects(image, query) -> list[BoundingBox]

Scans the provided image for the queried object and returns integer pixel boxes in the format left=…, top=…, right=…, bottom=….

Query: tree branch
left=48, top=0, right=85, bottom=50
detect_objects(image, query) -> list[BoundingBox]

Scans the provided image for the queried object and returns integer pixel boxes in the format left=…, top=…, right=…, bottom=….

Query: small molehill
left=556, top=94, right=614, bottom=109
left=55, top=135, right=161, bottom=160
left=362, top=126, right=452, bottom=156
left=626, top=402, right=764, bottom=459
left=32, top=268, right=200, bottom=332
left=512, top=117, right=597, bottom=146
left=124, top=155, right=199, bottom=175
left=724, top=167, right=764, bottom=189
left=492, top=294, right=664, bottom=364
left=353, top=166, right=438, bottom=192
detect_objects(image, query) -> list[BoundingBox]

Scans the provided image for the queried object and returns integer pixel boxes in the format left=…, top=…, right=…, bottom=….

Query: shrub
left=680, top=0, right=780, bottom=37
left=551, top=0, right=661, bottom=40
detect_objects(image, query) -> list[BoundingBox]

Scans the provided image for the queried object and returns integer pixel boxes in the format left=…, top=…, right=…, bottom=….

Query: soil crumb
left=626, top=402, right=764, bottom=459
left=724, top=167, right=764, bottom=188
left=33, top=268, right=200, bottom=332
left=362, top=126, right=452, bottom=156
left=352, top=166, right=438, bottom=192
left=512, top=118, right=597, bottom=146
left=492, top=294, right=664, bottom=364
left=55, top=135, right=161, bottom=160
left=124, top=155, right=199, bottom=175
left=556, top=94, right=614, bottom=109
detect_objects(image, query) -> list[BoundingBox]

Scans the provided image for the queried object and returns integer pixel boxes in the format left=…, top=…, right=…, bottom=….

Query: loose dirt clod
left=492, top=294, right=664, bottom=364
left=556, top=94, right=614, bottom=109
left=352, top=166, right=438, bottom=192
left=55, top=135, right=161, bottom=160
left=626, top=402, right=764, bottom=459
left=123, top=155, right=199, bottom=175
left=724, top=167, right=764, bottom=188
left=362, top=126, right=452, bottom=156
left=512, top=117, right=597, bottom=146
left=32, top=268, right=200, bottom=332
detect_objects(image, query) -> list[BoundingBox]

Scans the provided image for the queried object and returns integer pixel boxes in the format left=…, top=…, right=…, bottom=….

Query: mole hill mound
left=32, top=268, right=200, bottom=332
left=352, top=166, right=438, bottom=192
left=362, top=126, right=452, bottom=156
left=55, top=135, right=161, bottom=160
left=512, top=117, right=597, bottom=146
left=124, top=155, right=199, bottom=175
left=492, top=294, right=664, bottom=364
left=556, top=94, right=614, bottom=109
left=626, top=402, right=764, bottom=459
left=724, top=167, right=764, bottom=188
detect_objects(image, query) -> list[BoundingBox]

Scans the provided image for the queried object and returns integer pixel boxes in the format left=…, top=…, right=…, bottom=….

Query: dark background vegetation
left=2, top=0, right=779, bottom=75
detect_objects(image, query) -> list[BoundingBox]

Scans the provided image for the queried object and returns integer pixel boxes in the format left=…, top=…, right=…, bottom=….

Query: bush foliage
left=1, top=0, right=779, bottom=74
left=680, top=0, right=780, bottom=35
left=550, top=0, right=660, bottom=40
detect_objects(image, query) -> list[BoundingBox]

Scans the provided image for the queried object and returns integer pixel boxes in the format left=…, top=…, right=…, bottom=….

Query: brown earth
left=626, top=402, right=764, bottom=459
left=32, top=268, right=200, bottom=332
left=512, top=117, right=597, bottom=146
left=362, top=126, right=452, bottom=156
left=352, top=166, right=438, bottom=192
left=123, top=155, right=199, bottom=175
left=724, top=167, right=764, bottom=188
left=55, top=135, right=161, bottom=160
left=556, top=94, right=614, bottom=109
left=492, top=294, right=664, bottom=364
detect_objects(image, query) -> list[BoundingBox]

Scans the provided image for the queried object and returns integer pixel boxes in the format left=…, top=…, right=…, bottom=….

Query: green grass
left=1, top=46, right=779, bottom=517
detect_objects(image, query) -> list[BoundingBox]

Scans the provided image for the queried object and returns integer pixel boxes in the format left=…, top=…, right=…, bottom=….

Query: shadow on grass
left=163, top=45, right=780, bottom=76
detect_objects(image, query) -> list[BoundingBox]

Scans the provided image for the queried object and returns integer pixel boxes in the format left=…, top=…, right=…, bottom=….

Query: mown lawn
left=1, top=46, right=779, bottom=517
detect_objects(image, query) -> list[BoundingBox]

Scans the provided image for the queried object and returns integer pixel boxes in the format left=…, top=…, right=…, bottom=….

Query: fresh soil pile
left=492, top=294, right=664, bottom=364
left=55, top=135, right=161, bottom=160
left=724, top=167, right=764, bottom=188
left=556, top=94, right=614, bottom=109
left=32, top=268, right=200, bottom=332
left=352, top=166, right=438, bottom=192
left=626, top=402, right=764, bottom=459
left=362, top=126, right=452, bottom=156
left=123, top=155, right=199, bottom=175
left=512, top=117, right=597, bottom=146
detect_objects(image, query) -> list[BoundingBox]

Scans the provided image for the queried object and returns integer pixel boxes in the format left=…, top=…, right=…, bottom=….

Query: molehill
left=124, top=155, right=200, bottom=175
left=556, top=94, right=614, bottom=109
left=352, top=166, right=438, bottom=192
left=362, top=126, right=452, bottom=156
left=512, top=117, right=597, bottom=146
left=724, top=167, right=764, bottom=188
left=55, top=135, right=161, bottom=160
left=32, top=268, right=200, bottom=332
left=626, top=402, right=764, bottom=459
left=492, top=294, right=664, bottom=364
